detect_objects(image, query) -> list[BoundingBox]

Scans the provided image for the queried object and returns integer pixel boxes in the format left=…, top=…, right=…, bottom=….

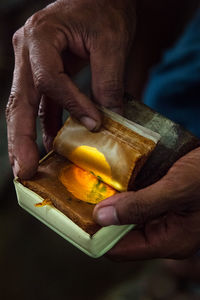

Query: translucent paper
left=54, top=108, right=160, bottom=192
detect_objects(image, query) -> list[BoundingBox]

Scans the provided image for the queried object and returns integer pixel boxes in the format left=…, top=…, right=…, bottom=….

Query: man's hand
left=93, top=147, right=200, bottom=260
left=6, top=0, right=136, bottom=179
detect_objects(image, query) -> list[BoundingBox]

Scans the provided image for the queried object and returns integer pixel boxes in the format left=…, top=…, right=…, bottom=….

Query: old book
left=14, top=97, right=200, bottom=258
left=14, top=103, right=160, bottom=257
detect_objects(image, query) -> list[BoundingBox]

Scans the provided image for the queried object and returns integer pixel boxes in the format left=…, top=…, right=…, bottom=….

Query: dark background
left=1, top=1, right=200, bottom=299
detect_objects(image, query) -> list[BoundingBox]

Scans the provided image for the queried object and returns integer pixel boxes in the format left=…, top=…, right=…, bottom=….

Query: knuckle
left=6, top=94, right=19, bottom=122
left=34, top=73, right=45, bottom=91
left=121, top=208, right=134, bottom=224
left=34, top=72, right=52, bottom=93
left=101, top=23, right=131, bottom=49
left=64, top=95, right=81, bottom=115
left=161, top=177, right=176, bottom=197
left=95, top=80, right=123, bottom=103
left=118, top=195, right=147, bottom=225
left=25, top=11, right=42, bottom=28
left=12, top=28, right=24, bottom=48
left=131, top=200, right=147, bottom=224
left=24, top=11, right=48, bottom=36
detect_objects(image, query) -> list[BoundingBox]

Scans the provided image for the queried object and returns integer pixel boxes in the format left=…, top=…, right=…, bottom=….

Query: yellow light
left=69, top=145, right=111, bottom=176
left=68, top=145, right=123, bottom=191
left=59, top=164, right=117, bottom=204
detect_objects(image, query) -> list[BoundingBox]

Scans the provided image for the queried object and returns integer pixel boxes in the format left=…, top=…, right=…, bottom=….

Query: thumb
left=93, top=178, right=174, bottom=226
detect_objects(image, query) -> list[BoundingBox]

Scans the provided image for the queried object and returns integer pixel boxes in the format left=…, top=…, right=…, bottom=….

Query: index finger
left=6, top=28, right=40, bottom=179
left=107, top=213, right=197, bottom=261
left=26, top=25, right=102, bottom=131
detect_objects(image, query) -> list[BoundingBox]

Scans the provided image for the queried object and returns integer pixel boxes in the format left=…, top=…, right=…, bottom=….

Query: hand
left=93, top=147, right=200, bottom=260
left=6, top=0, right=136, bottom=179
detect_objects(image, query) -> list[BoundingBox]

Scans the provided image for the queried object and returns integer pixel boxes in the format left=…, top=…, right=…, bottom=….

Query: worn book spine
left=123, top=95, right=200, bottom=190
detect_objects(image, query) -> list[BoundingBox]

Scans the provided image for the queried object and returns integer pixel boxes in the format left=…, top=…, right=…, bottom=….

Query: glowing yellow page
left=59, top=164, right=117, bottom=204
left=68, top=145, right=123, bottom=191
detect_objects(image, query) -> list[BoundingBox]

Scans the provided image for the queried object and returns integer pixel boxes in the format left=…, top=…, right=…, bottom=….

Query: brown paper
left=21, top=152, right=101, bottom=234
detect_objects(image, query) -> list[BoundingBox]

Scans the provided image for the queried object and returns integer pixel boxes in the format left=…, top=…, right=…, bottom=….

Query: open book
left=17, top=99, right=196, bottom=258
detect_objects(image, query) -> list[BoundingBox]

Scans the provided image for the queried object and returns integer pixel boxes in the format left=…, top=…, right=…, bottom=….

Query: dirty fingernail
left=95, top=206, right=120, bottom=226
left=80, top=116, right=98, bottom=131
left=13, top=159, right=20, bottom=178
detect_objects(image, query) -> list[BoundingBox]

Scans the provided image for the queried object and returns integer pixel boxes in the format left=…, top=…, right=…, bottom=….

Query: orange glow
left=68, top=145, right=123, bottom=191
left=59, top=164, right=117, bottom=204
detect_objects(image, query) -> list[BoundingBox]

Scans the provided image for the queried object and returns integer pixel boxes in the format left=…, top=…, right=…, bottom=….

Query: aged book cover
left=14, top=97, right=200, bottom=257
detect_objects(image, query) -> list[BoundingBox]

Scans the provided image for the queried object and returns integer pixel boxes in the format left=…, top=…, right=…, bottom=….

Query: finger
left=26, top=28, right=101, bottom=131
left=39, top=96, right=63, bottom=152
left=107, top=228, right=155, bottom=261
left=90, top=34, right=129, bottom=114
left=93, top=178, right=174, bottom=226
left=62, top=50, right=88, bottom=77
left=6, top=29, right=40, bottom=179
left=107, top=213, right=196, bottom=261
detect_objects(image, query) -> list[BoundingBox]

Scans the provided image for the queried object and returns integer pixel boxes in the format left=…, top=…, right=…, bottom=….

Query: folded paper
left=54, top=108, right=160, bottom=192
left=14, top=103, right=164, bottom=257
left=20, top=110, right=160, bottom=235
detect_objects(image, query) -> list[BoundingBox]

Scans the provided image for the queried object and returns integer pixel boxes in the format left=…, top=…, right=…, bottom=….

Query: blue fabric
left=143, top=9, right=200, bottom=137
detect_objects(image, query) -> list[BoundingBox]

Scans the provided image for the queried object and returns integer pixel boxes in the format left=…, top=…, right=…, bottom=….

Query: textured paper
left=54, top=109, right=160, bottom=191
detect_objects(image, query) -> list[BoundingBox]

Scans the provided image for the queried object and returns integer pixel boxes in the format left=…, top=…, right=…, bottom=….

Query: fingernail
left=13, top=159, right=20, bottom=177
left=95, top=206, right=120, bottom=226
left=80, top=116, right=98, bottom=131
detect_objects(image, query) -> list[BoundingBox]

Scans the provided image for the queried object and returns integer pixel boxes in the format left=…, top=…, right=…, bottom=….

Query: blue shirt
left=143, top=8, right=200, bottom=138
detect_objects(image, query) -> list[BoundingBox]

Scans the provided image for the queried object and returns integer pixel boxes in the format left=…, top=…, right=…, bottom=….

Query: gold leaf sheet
left=54, top=111, right=159, bottom=191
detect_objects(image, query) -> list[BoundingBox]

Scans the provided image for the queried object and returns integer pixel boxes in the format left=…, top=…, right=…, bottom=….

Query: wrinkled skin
left=6, top=0, right=200, bottom=261
left=6, top=0, right=136, bottom=179
left=93, top=147, right=200, bottom=260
